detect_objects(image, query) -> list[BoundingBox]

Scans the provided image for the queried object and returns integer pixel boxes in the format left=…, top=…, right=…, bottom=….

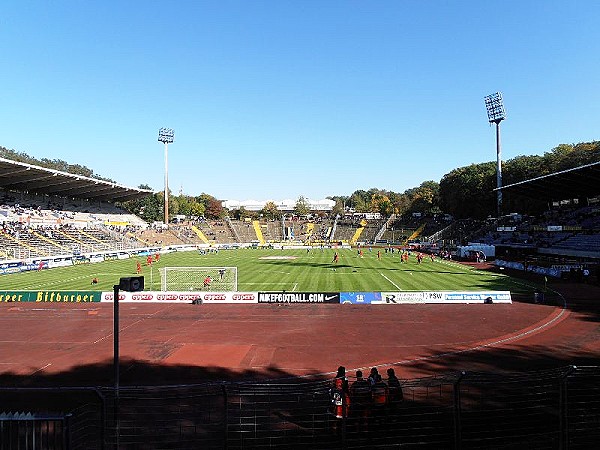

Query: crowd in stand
left=474, top=206, right=600, bottom=249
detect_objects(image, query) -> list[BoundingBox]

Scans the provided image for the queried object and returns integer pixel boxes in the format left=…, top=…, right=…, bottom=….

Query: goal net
left=159, top=267, right=238, bottom=292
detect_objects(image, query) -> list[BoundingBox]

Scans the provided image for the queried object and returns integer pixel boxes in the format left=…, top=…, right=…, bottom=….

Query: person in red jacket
left=329, top=366, right=350, bottom=435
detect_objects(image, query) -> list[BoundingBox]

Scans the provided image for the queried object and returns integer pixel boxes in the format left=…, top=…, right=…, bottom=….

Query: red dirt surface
left=1, top=279, right=599, bottom=387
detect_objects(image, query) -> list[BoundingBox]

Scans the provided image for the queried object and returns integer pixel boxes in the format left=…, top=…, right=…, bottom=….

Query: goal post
left=159, top=267, right=238, bottom=292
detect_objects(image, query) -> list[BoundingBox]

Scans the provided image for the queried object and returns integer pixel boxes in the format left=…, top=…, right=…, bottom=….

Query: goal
left=159, top=267, right=238, bottom=292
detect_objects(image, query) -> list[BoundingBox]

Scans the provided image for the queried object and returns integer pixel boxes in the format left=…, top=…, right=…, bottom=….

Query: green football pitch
left=2, top=247, right=538, bottom=295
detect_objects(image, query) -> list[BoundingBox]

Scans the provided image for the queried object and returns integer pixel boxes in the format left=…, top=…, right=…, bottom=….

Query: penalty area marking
left=380, top=272, right=402, bottom=290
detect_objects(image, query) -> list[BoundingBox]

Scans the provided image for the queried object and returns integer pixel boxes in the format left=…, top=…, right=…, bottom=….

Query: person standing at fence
left=350, top=370, right=371, bottom=433
left=367, top=367, right=379, bottom=386
left=371, top=374, right=389, bottom=429
left=386, top=368, right=403, bottom=421
left=329, top=366, right=350, bottom=435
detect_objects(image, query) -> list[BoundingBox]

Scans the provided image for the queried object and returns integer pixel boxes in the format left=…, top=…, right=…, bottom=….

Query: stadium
left=1, top=150, right=599, bottom=449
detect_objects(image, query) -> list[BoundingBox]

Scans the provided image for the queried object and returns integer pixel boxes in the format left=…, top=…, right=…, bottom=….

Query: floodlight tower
left=158, top=128, right=174, bottom=225
left=484, top=92, right=506, bottom=217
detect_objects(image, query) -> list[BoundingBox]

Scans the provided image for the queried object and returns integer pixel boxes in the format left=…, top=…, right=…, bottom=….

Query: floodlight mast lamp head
left=158, top=127, right=175, bottom=144
left=484, top=92, right=506, bottom=124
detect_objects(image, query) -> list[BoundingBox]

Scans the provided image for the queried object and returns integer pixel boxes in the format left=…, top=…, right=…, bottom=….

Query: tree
left=294, top=196, right=310, bottom=216
left=407, top=181, right=440, bottom=213
left=370, top=193, right=394, bottom=217
left=261, top=201, right=281, bottom=220
left=439, top=163, right=496, bottom=219
left=189, top=201, right=205, bottom=218
left=348, top=190, right=371, bottom=212
left=205, top=198, right=225, bottom=219
left=328, top=195, right=348, bottom=217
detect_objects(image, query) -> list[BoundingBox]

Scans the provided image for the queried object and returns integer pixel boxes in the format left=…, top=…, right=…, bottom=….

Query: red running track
left=1, top=281, right=598, bottom=386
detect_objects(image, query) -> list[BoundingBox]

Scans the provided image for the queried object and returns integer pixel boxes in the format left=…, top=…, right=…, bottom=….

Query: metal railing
left=1, top=366, right=599, bottom=449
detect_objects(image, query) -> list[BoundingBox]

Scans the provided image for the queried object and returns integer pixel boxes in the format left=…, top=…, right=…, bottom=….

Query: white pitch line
left=380, top=272, right=402, bottom=290
left=31, top=363, right=51, bottom=375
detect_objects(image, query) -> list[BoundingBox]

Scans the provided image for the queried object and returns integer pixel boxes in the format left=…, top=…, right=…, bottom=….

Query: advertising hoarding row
left=0, top=289, right=511, bottom=304
left=96, top=290, right=511, bottom=304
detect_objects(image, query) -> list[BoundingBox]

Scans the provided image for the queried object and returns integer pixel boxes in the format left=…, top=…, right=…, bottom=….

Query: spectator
left=350, top=370, right=371, bottom=433
left=371, top=374, right=389, bottom=428
left=367, top=367, right=379, bottom=385
left=329, top=366, right=350, bottom=434
left=386, top=368, right=403, bottom=420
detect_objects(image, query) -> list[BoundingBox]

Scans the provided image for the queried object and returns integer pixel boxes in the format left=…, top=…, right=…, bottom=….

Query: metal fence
left=1, top=365, right=599, bottom=449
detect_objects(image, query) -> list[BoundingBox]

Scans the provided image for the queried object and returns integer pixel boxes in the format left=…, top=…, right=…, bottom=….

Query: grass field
left=1, top=247, right=539, bottom=295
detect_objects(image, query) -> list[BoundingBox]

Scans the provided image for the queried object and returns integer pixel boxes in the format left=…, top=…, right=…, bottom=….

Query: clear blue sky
left=1, top=1, right=599, bottom=201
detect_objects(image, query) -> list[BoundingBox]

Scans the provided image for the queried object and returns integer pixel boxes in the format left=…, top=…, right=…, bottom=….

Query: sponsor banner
left=73, top=255, right=91, bottom=265
left=551, top=264, right=583, bottom=271
left=381, top=291, right=512, bottom=304
left=258, top=292, right=340, bottom=303
left=495, top=259, right=525, bottom=271
left=89, top=254, right=104, bottom=263
left=104, top=221, right=130, bottom=226
left=496, top=259, right=561, bottom=278
left=527, top=265, right=562, bottom=278
left=0, top=291, right=101, bottom=303
left=443, top=291, right=512, bottom=303
left=100, top=291, right=258, bottom=304
left=202, top=292, right=258, bottom=304
left=21, top=263, right=42, bottom=272
left=497, top=226, right=516, bottom=232
left=379, top=292, right=428, bottom=304
left=340, top=292, right=382, bottom=304
left=102, top=291, right=201, bottom=303
left=0, top=261, right=23, bottom=275
left=48, top=258, right=73, bottom=269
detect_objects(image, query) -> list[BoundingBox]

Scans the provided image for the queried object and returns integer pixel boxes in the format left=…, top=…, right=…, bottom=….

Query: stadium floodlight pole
left=484, top=92, right=506, bottom=217
left=158, top=128, right=175, bottom=225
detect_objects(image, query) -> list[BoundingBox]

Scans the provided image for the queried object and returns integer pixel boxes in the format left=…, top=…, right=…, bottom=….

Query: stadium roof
left=0, top=157, right=154, bottom=202
left=497, top=161, right=600, bottom=200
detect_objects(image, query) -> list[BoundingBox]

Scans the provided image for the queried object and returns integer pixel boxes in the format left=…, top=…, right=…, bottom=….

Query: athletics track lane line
left=271, top=288, right=569, bottom=382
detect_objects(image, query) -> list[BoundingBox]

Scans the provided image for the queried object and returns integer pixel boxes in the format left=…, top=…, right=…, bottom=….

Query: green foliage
left=440, top=141, right=600, bottom=218
left=0, top=146, right=115, bottom=183
left=440, top=163, right=497, bottom=219
left=294, top=196, right=310, bottom=216
left=3, top=139, right=599, bottom=222
left=260, top=201, right=281, bottom=220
